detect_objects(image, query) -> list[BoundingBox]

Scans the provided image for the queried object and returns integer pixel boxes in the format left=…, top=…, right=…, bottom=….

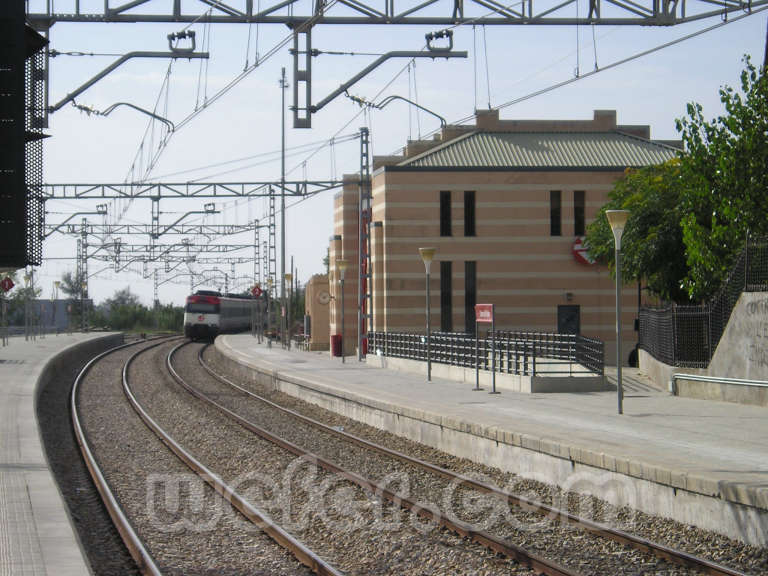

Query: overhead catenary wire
left=134, top=0, right=341, bottom=183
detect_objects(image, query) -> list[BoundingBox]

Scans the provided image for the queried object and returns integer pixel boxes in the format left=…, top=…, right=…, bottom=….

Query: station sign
left=475, top=303, right=494, bottom=324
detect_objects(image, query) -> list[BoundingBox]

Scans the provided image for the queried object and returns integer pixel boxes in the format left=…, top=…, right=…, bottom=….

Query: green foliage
left=586, top=160, right=691, bottom=303
left=95, top=286, right=183, bottom=331
left=6, top=273, right=43, bottom=324
left=587, top=56, right=768, bottom=304
left=675, top=56, right=768, bottom=301
left=58, top=271, right=81, bottom=298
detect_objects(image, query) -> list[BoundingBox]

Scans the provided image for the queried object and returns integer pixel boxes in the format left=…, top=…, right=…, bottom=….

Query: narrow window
left=574, top=190, right=585, bottom=236
left=550, top=190, right=562, bottom=236
left=440, top=191, right=451, bottom=237
left=440, top=261, right=452, bottom=332
left=464, top=261, right=476, bottom=333
left=464, top=190, right=476, bottom=237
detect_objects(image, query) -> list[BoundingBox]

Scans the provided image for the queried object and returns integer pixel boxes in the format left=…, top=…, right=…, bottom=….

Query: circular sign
left=572, top=236, right=595, bottom=266
left=0, top=277, right=14, bottom=292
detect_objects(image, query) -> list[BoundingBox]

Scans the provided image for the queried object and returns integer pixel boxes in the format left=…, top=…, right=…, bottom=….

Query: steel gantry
left=43, top=222, right=263, bottom=239
left=26, top=0, right=767, bottom=27
left=41, top=181, right=342, bottom=200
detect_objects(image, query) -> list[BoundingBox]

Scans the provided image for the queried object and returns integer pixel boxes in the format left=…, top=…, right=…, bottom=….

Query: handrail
left=670, top=373, right=768, bottom=395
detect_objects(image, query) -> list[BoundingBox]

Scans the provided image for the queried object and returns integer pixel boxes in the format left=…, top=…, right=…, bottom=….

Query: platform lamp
left=606, top=209, right=629, bottom=415
left=284, top=272, right=293, bottom=351
left=419, top=247, right=436, bottom=382
left=336, top=259, right=348, bottom=363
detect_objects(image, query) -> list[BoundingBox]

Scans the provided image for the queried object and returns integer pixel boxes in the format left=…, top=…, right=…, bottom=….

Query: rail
left=71, top=337, right=166, bottom=576
left=368, top=331, right=604, bottom=376
left=670, top=373, right=768, bottom=395
left=198, top=345, right=749, bottom=576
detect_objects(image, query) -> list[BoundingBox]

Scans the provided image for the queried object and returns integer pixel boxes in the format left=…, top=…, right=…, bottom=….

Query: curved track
left=168, top=342, right=576, bottom=576
left=73, top=337, right=332, bottom=575
left=187, top=341, right=753, bottom=576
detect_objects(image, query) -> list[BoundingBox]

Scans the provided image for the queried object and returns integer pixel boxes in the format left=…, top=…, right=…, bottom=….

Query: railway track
left=72, top=337, right=328, bottom=575
left=72, top=336, right=760, bottom=575
left=175, top=340, right=756, bottom=576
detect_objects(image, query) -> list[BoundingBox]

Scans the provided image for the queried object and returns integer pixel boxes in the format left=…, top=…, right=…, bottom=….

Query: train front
left=183, top=292, right=221, bottom=340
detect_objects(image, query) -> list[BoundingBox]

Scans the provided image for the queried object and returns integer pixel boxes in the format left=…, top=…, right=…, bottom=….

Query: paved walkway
left=219, top=334, right=768, bottom=514
left=0, top=333, right=111, bottom=576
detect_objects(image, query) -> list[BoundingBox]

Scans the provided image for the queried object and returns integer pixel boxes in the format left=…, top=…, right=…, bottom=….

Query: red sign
left=572, top=236, right=596, bottom=266
left=251, top=285, right=262, bottom=297
left=0, top=277, right=14, bottom=292
left=475, top=303, right=494, bottom=324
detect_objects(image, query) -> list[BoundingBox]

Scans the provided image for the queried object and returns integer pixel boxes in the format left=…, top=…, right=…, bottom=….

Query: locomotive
left=183, top=290, right=255, bottom=340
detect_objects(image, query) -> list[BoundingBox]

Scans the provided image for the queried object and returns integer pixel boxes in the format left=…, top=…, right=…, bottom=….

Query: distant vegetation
left=90, top=287, right=183, bottom=332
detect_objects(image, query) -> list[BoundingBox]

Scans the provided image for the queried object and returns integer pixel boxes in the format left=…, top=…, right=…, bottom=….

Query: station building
left=328, top=109, right=679, bottom=364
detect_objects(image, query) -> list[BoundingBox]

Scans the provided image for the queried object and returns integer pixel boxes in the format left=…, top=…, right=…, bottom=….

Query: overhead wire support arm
left=48, top=50, right=209, bottom=113
left=370, top=95, right=447, bottom=126
left=310, top=49, right=467, bottom=114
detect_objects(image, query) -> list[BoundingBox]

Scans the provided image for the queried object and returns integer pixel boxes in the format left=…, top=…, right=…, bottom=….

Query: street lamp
left=336, top=259, right=348, bottom=363
left=606, top=209, right=629, bottom=415
left=267, top=276, right=274, bottom=348
left=284, top=272, right=293, bottom=350
left=419, top=247, right=436, bottom=382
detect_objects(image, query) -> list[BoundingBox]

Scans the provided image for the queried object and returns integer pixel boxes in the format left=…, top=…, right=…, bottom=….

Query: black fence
left=639, top=237, right=768, bottom=368
left=368, top=330, right=604, bottom=376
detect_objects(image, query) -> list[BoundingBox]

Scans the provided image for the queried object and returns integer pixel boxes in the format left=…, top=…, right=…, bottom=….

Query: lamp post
left=336, top=259, right=348, bottom=363
left=606, top=209, right=629, bottom=415
left=24, top=274, right=30, bottom=341
left=284, top=272, right=293, bottom=351
left=81, top=280, right=88, bottom=333
left=419, top=247, right=436, bottom=382
left=267, top=276, right=273, bottom=348
left=53, top=280, right=60, bottom=335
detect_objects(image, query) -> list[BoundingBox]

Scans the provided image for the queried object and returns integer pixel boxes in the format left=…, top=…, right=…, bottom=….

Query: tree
left=58, top=271, right=82, bottom=298
left=675, top=55, right=768, bottom=301
left=586, top=56, right=768, bottom=303
left=102, top=287, right=149, bottom=329
left=586, top=160, right=691, bottom=303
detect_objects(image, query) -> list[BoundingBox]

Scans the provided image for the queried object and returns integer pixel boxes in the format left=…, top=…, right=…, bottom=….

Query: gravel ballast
left=200, top=342, right=768, bottom=576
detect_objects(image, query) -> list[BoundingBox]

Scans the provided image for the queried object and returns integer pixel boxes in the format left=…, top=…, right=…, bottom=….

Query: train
left=183, top=290, right=256, bottom=340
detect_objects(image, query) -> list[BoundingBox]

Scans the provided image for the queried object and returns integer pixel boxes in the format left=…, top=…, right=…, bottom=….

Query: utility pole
left=280, top=67, right=288, bottom=346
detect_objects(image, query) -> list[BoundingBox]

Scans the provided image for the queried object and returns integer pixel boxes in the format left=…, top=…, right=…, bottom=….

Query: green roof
left=397, top=131, right=679, bottom=170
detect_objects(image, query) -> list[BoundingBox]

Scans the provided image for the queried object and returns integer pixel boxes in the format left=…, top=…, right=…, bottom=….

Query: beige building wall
left=330, top=110, right=675, bottom=365
left=371, top=169, right=637, bottom=362
left=304, top=274, right=330, bottom=351
left=328, top=175, right=362, bottom=357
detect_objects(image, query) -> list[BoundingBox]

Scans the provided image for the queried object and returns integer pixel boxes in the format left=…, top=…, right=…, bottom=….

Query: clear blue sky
left=28, top=1, right=768, bottom=305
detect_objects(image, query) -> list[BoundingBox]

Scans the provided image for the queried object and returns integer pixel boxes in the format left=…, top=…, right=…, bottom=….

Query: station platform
left=0, top=332, right=117, bottom=576
left=216, top=334, right=768, bottom=547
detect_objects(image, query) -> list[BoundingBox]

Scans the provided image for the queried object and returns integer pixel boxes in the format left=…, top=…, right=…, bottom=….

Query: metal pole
left=280, top=67, right=287, bottom=348
left=341, top=275, right=346, bottom=363
left=426, top=268, right=431, bottom=382
left=474, top=320, right=482, bottom=390
left=616, top=248, right=624, bottom=415
left=288, top=255, right=293, bottom=351
left=490, top=312, right=499, bottom=394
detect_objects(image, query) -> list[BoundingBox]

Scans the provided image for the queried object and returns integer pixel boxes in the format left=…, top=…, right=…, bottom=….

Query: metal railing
left=368, top=330, right=604, bottom=376
left=640, top=236, right=768, bottom=368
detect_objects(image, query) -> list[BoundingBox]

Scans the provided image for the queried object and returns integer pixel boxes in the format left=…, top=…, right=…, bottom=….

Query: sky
left=23, top=0, right=768, bottom=306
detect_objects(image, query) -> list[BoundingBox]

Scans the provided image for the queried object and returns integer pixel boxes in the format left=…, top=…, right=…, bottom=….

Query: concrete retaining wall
left=215, top=342, right=768, bottom=547
left=640, top=292, right=768, bottom=406
left=366, top=354, right=608, bottom=393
